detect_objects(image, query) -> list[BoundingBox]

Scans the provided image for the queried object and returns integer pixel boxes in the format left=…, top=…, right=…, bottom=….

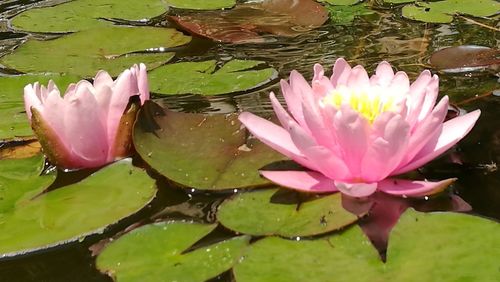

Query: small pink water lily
left=239, top=58, right=481, bottom=198
left=24, top=64, right=150, bottom=169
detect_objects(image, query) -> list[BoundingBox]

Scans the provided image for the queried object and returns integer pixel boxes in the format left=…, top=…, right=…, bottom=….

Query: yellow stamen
left=321, top=86, right=396, bottom=123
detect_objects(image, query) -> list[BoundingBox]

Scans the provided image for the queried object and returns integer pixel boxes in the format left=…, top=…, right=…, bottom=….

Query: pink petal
left=270, top=92, right=295, bottom=130
left=280, top=79, right=306, bottom=127
left=238, top=112, right=313, bottom=168
left=289, top=70, right=314, bottom=128
left=93, top=70, right=114, bottom=89
left=64, top=85, right=108, bottom=167
left=330, top=58, right=352, bottom=87
left=41, top=89, right=67, bottom=142
left=260, top=170, right=337, bottom=193
left=406, top=70, right=433, bottom=128
left=334, top=181, right=377, bottom=197
left=24, top=84, right=42, bottom=120
left=361, top=113, right=410, bottom=182
left=333, top=105, right=370, bottom=177
left=417, top=74, right=439, bottom=122
left=388, top=71, right=410, bottom=94
left=369, top=61, right=394, bottom=87
left=312, top=64, right=333, bottom=96
left=400, top=96, right=449, bottom=166
left=132, top=63, right=150, bottom=103
left=378, top=178, right=456, bottom=197
left=347, top=65, right=370, bottom=90
left=394, top=110, right=480, bottom=174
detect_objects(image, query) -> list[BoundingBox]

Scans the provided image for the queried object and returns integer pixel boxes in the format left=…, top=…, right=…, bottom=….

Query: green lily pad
left=0, top=74, right=80, bottom=140
left=166, top=0, right=235, bottom=10
left=133, top=101, right=287, bottom=190
left=96, top=222, right=249, bottom=282
left=0, top=159, right=156, bottom=257
left=402, top=0, right=500, bottom=24
left=0, top=26, right=191, bottom=77
left=149, top=60, right=277, bottom=96
left=326, top=4, right=375, bottom=24
left=217, top=188, right=360, bottom=237
left=319, top=0, right=361, bottom=5
left=10, top=0, right=168, bottom=33
left=234, top=209, right=500, bottom=282
left=0, top=154, right=55, bottom=215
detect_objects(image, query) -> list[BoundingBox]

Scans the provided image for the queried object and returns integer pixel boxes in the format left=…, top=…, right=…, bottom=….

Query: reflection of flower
left=24, top=64, right=149, bottom=169
left=239, top=58, right=480, bottom=197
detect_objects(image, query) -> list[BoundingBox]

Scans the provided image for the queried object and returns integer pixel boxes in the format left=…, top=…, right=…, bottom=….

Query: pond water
left=0, top=0, right=499, bottom=281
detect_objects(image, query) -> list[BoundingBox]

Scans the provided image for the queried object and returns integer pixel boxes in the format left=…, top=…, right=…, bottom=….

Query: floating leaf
left=0, top=154, right=55, bottom=216
left=326, top=4, right=375, bottom=24
left=133, top=101, right=287, bottom=190
left=96, top=222, right=249, bottom=281
left=0, top=159, right=156, bottom=257
left=0, top=74, right=80, bottom=140
left=430, top=45, right=500, bottom=72
left=166, top=0, right=235, bottom=10
left=0, top=26, right=190, bottom=77
left=169, top=0, right=328, bottom=43
left=383, top=0, right=415, bottom=4
left=234, top=209, right=500, bottom=282
left=402, top=0, right=500, bottom=24
left=149, top=60, right=277, bottom=95
left=0, top=139, right=41, bottom=159
left=10, top=0, right=168, bottom=33
left=217, top=188, right=360, bottom=237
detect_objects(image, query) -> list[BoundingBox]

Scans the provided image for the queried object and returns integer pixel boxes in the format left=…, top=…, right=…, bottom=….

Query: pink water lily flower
left=24, top=64, right=150, bottom=169
left=239, top=58, right=481, bottom=198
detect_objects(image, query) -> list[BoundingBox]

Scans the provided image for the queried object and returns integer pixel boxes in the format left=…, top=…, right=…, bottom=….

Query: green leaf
left=326, top=4, right=375, bottom=24
left=0, top=159, right=156, bottom=257
left=149, top=60, right=277, bottom=96
left=133, top=101, right=287, bottom=190
left=0, top=74, right=80, bottom=140
left=0, top=154, right=55, bottom=215
left=318, top=0, right=361, bottom=5
left=402, top=0, right=500, bottom=24
left=10, top=0, right=168, bottom=33
left=0, top=26, right=191, bottom=77
left=234, top=209, right=500, bottom=282
left=165, top=0, right=236, bottom=10
left=96, top=222, right=249, bottom=282
left=217, top=188, right=360, bottom=237
left=383, top=0, right=415, bottom=4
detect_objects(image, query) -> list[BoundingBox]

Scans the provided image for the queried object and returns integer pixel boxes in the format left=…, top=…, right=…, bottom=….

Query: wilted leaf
left=430, top=45, right=500, bottom=72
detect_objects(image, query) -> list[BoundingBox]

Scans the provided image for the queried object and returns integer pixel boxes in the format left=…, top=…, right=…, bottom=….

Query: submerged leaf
left=169, top=0, right=328, bottom=43
left=149, top=60, right=277, bottom=95
left=217, top=188, right=361, bottom=237
left=430, top=45, right=500, bottom=72
left=0, top=26, right=190, bottom=77
left=96, top=221, right=249, bottom=281
left=10, top=0, right=168, bottom=33
left=0, top=159, right=156, bottom=257
left=234, top=209, right=500, bottom=282
left=133, top=101, right=287, bottom=190
left=326, top=4, right=375, bottom=24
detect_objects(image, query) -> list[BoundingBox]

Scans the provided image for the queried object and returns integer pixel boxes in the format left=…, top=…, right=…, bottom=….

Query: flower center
left=320, top=86, right=396, bottom=123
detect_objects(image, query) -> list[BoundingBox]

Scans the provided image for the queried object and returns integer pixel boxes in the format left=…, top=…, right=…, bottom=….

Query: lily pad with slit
left=96, top=221, right=249, bottom=282
left=234, top=209, right=500, bottom=282
left=217, top=188, right=360, bottom=237
left=0, top=159, right=156, bottom=257
left=10, top=0, right=168, bottom=33
left=133, top=101, right=287, bottom=190
left=0, top=26, right=191, bottom=77
left=148, top=60, right=277, bottom=96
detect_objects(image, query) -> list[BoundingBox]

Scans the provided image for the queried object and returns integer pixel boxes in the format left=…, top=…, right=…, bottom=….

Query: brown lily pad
left=430, top=45, right=500, bottom=73
left=168, top=0, right=328, bottom=44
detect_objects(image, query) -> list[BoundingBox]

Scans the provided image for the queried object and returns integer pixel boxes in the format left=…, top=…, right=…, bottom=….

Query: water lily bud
left=239, top=58, right=480, bottom=198
left=23, top=64, right=150, bottom=169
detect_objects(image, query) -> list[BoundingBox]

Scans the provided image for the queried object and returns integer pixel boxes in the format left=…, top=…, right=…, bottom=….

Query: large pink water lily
left=24, top=64, right=150, bottom=169
left=239, top=58, right=480, bottom=198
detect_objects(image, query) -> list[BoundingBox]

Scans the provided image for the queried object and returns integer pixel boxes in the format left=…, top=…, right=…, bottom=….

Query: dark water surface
left=0, top=0, right=499, bottom=281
